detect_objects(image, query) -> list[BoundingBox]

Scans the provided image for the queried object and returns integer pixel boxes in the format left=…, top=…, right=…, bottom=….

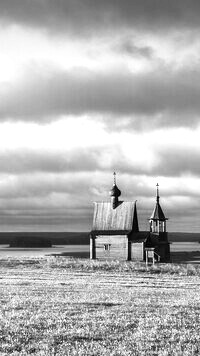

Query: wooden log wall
left=131, top=242, right=144, bottom=261
left=90, top=236, right=96, bottom=259
left=95, top=235, right=128, bottom=260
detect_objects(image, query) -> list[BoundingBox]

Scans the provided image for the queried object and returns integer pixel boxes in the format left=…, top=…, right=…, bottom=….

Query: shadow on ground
left=49, top=251, right=90, bottom=258
left=171, top=251, right=200, bottom=264
left=49, top=251, right=200, bottom=264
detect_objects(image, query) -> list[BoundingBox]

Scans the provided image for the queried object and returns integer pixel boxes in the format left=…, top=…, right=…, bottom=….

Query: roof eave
left=90, top=229, right=132, bottom=236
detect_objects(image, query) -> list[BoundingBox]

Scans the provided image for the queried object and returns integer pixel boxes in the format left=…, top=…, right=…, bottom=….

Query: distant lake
left=0, top=242, right=200, bottom=258
left=0, top=245, right=89, bottom=258
left=171, top=242, right=200, bottom=252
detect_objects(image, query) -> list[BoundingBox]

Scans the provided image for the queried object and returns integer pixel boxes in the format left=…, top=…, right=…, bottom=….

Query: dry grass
left=0, top=257, right=200, bottom=355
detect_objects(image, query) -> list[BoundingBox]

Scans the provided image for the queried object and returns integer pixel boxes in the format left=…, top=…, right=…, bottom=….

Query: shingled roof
left=91, top=201, right=139, bottom=232
left=150, top=183, right=167, bottom=221
left=130, top=231, right=149, bottom=243
left=150, top=202, right=166, bottom=221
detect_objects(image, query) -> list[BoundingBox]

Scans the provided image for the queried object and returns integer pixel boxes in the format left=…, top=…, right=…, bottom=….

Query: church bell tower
left=148, top=184, right=170, bottom=262
left=149, top=183, right=167, bottom=235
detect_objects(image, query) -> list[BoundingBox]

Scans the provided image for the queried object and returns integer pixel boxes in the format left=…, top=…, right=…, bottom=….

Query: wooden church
left=90, top=174, right=170, bottom=262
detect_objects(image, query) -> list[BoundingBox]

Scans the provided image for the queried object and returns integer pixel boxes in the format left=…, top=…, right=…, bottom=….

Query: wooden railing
left=154, top=252, right=161, bottom=262
left=145, top=248, right=161, bottom=265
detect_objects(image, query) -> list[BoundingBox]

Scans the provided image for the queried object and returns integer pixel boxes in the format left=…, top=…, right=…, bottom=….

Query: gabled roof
left=130, top=231, right=149, bottom=243
left=133, top=201, right=139, bottom=232
left=150, top=183, right=167, bottom=221
left=150, top=202, right=166, bottom=221
left=91, top=201, right=138, bottom=232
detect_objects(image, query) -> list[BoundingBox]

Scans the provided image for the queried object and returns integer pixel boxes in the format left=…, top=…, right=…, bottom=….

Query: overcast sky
left=0, top=0, right=200, bottom=232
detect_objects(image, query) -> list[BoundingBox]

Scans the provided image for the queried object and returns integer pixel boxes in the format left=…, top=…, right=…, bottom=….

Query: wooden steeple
left=149, top=184, right=167, bottom=234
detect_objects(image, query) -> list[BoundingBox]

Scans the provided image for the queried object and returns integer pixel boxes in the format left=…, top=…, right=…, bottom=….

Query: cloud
left=1, top=158, right=200, bottom=205
left=0, top=146, right=127, bottom=174
left=155, top=147, right=200, bottom=177
left=114, top=39, right=154, bottom=58
left=1, top=121, right=200, bottom=182
left=1, top=0, right=200, bottom=36
left=1, top=66, right=200, bottom=129
left=0, top=170, right=199, bottom=232
left=0, top=150, right=199, bottom=232
left=0, top=149, right=97, bottom=174
left=0, top=172, right=93, bottom=203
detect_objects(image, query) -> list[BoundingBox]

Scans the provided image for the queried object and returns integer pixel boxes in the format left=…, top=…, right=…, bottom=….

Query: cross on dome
left=113, top=171, right=116, bottom=185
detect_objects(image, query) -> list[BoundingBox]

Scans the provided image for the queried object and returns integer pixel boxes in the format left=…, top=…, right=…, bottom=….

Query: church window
left=104, top=244, right=111, bottom=251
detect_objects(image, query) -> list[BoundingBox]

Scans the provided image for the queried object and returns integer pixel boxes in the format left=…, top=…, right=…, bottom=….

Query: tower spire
left=156, top=183, right=159, bottom=203
left=149, top=183, right=167, bottom=233
left=133, top=200, right=139, bottom=232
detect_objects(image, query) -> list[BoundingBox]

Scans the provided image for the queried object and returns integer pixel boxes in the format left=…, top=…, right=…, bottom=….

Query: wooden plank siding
left=95, top=235, right=128, bottom=260
left=131, top=242, right=144, bottom=261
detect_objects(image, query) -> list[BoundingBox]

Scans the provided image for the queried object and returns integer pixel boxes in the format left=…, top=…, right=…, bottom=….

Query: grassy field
left=1, top=258, right=200, bottom=355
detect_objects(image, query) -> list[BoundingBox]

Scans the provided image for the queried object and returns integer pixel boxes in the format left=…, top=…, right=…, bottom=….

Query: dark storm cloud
left=0, top=163, right=198, bottom=232
left=0, top=149, right=99, bottom=174
left=0, top=172, right=94, bottom=201
left=0, top=146, right=128, bottom=174
left=1, top=143, right=200, bottom=185
left=1, top=0, right=200, bottom=35
left=0, top=70, right=200, bottom=128
left=155, top=147, right=200, bottom=177
left=114, top=39, right=154, bottom=58
left=1, top=67, right=200, bottom=128
left=0, top=146, right=147, bottom=185
left=0, top=169, right=199, bottom=231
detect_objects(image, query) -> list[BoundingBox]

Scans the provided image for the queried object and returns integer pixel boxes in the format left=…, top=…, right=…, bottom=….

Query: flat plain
left=0, top=258, right=200, bottom=355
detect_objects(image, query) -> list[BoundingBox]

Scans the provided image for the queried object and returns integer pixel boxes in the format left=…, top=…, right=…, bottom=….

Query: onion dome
left=109, top=172, right=121, bottom=208
left=109, top=183, right=121, bottom=198
left=109, top=172, right=121, bottom=197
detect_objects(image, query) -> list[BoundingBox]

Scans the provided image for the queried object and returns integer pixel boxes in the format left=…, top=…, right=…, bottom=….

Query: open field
left=1, top=258, right=200, bottom=355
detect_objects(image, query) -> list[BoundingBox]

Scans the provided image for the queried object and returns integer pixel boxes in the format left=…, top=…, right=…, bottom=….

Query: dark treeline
left=0, top=232, right=200, bottom=245
left=0, top=232, right=90, bottom=245
left=168, top=232, right=200, bottom=242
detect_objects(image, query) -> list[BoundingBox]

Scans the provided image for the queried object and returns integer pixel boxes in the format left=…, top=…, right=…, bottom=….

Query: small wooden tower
left=148, top=184, right=170, bottom=262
